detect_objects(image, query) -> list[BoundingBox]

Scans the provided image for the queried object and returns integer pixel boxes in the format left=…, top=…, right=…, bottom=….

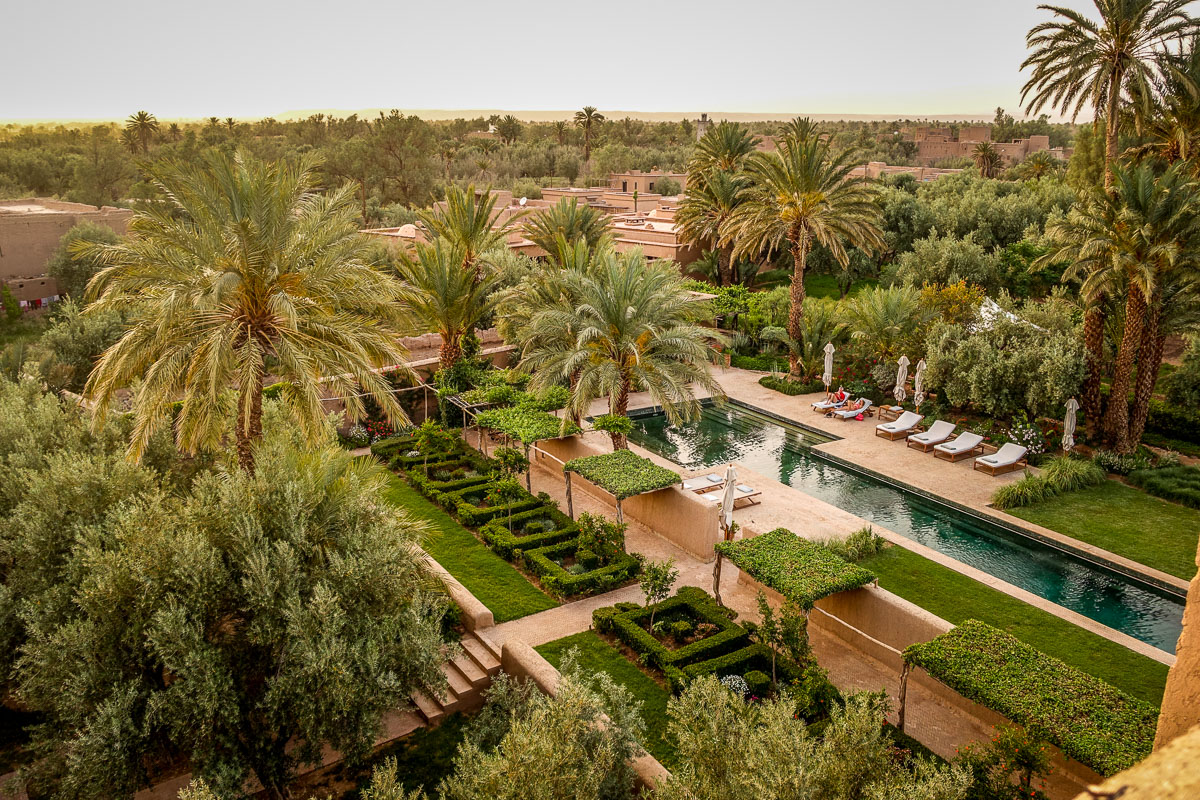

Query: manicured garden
left=1005, top=480, right=1200, bottom=580
left=535, top=631, right=678, bottom=767
left=859, top=545, right=1170, bottom=705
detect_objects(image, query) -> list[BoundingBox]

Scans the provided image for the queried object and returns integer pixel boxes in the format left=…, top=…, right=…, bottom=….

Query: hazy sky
left=5, top=0, right=1105, bottom=121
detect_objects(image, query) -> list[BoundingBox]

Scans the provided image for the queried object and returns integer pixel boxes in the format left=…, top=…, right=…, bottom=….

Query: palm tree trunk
left=584, top=129, right=591, bottom=162
left=1129, top=295, right=1164, bottom=447
left=786, top=230, right=811, bottom=378
left=236, top=371, right=265, bottom=474
left=1104, top=77, right=1121, bottom=191
left=718, top=246, right=733, bottom=287
left=1082, top=305, right=1106, bottom=440
left=1104, top=285, right=1147, bottom=452
left=439, top=333, right=462, bottom=371
left=611, top=377, right=631, bottom=450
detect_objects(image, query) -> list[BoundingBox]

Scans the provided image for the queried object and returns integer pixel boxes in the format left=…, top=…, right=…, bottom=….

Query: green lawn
left=1006, top=480, right=1199, bottom=581
left=803, top=274, right=878, bottom=301
left=859, top=545, right=1170, bottom=706
left=383, top=476, right=558, bottom=623
left=536, top=630, right=677, bottom=767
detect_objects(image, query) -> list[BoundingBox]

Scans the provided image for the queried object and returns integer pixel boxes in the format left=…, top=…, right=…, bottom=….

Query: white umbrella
left=720, top=464, right=738, bottom=531
left=893, top=356, right=910, bottom=403
left=822, top=342, right=835, bottom=390
left=1062, top=397, right=1080, bottom=451
left=912, top=359, right=927, bottom=409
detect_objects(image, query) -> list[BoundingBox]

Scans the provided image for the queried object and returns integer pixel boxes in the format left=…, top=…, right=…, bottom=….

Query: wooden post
left=565, top=471, right=574, bottom=520
left=897, top=662, right=911, bottom=733
left=524, top=445, right=532, bottom=492
left=615, top=499, right=624, bottom=524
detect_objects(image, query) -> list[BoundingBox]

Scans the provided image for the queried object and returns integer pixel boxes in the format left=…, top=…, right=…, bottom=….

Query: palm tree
left=553, top=120, right=569, bottom=146
left=438, top=141, right=458, bottom=180
left=574, top=106, right=605, bottom=161
left=417, top=183, right=513, bottom=281
left=474, top=157, right=493, bottom=181
left=119, top=128, right=139, bottom=154
left=1126, top=34, right=1200, bottom=172
left=225, top=116, right=237, bottom=132
left=396, top=240, right=498, bottom=370
left=124, top=110, right=158, bottom=153
left=526, top=252, right=723, bottom=449
left=1043, top=163, right=1200, bottom=450
left=687, top=121, right=760, bottom=175
left=82, top=150, right=413, bottom=473
left=523, top=197, right=609, bottom=255
left=675, top=170, right=750, bottom=286
left=166, top=122, right=182, bottom=142
left=972, top=141, right=1004, bottom=177
left=206, top=116, right=221, bottom=129
left=760, top=297, right=849, bottom=379
left=1021, top=0, right=1196, bottom=190
left=845, top=285, right=932, bottom=360
left=720, top=135, right=884, bottom=377
left=1019, top=150, right=1063, bottom=179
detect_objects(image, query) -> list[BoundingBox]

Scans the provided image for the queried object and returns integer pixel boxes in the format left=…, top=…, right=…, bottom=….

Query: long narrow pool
left=629, top=401, right=1185, bottom=653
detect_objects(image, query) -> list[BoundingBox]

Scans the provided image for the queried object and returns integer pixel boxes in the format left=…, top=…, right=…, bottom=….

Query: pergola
left=473, top=406, right=582, bottom=490
left=562, top=449, right=680, bottom=523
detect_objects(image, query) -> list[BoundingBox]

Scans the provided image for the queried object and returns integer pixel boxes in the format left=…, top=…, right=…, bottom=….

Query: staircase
left=410, top=630, right=503, bottom=725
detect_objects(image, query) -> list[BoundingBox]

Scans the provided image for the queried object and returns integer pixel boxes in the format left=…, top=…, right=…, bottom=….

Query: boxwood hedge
left=758, top=374, right=825, bottom=396
left=564, top=449, right=679, bottom=500
left=522, top=539, right=641, bottom=598
left=480, top=506, right=579, bottom=560
left=715, top=528, right=876, bottom=609
left=903, top=620, right=1158, bottom=776
left=475, top=406, right=581, bottom=444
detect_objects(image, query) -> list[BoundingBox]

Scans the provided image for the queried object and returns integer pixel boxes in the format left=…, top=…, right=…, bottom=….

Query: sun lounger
left=875, top=411, right=924, bottom=440
left=830, top=400, right=873, bottom=420
left=974, top=443, right=1029, bottom=476
left=906, top=420, right=956, bottom=452
left=682, top=473, right=725, bottom=494
left=703, top=484, right=762, bottom=509
left=933, top=432, right=985, bottom=462
left=811, top=397, right=847, bottom=413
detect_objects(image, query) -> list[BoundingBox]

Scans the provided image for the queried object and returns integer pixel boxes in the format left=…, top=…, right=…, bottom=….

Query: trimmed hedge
left=480, top=505, right=579, bottom=559
left=1146, top=398, right=1200, bottom=446
left=715, top=528, right=875, bottom=609
left=903, top=620, right=1158, bottom=776
left=475, top=406, right=581, bottom=444
left=759, top=374, right=825, bottom=396
left=522, top=539, right=641, bottom=598
left=1129, top=465, right=1200, bottom=509
left=731, top=354, right=790, bottom=372
left=564, top=449, right=679, bottom=500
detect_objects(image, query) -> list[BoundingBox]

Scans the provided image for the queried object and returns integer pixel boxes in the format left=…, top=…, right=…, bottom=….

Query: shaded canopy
left=714, top=528, right=875, bottom=609
left=563, top=449, right=679, bottom=500
left=474, top=406, right=581, bottom=444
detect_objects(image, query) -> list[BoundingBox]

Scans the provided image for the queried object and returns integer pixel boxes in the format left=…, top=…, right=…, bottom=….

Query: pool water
left=629, top=402, right=1185, bottom=653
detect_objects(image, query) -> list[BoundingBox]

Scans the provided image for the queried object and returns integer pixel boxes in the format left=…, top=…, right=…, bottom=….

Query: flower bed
left=522, top=539, right=642, bottom=598
left=563, top=449, right=679, bottom=500
left=480, top=506, right=580, bottom=560
left=715, top=528, right=875, bottom=609
left=903, top=620, right=1158, bottom=776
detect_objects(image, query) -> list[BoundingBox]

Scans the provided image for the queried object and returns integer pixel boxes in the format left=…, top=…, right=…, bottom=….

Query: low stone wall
left=534, top=434, right=720, bottom=561
left=500, top=640, right=671, bottom=791
left=423, top=551, right=494, bottom=631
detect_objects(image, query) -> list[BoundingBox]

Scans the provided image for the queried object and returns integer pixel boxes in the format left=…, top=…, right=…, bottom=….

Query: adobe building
left=909, top=125, right=1068, bottom=167
left=850, top=162, right=964, bottom=182
left=0, top=198, right=133, bottom=308
left=607, top=169, right=688, bottom=194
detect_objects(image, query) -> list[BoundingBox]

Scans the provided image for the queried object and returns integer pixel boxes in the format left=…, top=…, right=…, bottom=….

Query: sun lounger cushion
left=908, top=420, right=955, bottom=444
left=876, top=411, right=923, bottom=433
left=977, top=443, right=1028, bottom=468
left=934, top=432, right=984, bottom=454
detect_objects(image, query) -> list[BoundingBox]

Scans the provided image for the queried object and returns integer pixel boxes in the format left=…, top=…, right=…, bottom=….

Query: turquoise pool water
left=629, top=402, right=1185, bottom=653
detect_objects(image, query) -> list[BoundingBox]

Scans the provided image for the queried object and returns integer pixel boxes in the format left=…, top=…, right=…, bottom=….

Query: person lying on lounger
left=829, top=398, right=865, bottom=415
left=824, top=386, right=847, bottom=404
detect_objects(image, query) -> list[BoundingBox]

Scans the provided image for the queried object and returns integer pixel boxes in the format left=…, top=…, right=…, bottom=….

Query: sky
left=3, top=0, right=1107, bottom=122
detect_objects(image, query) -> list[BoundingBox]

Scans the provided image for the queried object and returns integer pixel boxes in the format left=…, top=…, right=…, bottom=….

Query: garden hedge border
left=758, top=375, right=825, bottom=396
left=522, top=539, right=642, bottom=598
left=902, top=619, right=1158, bottom=776
left=1128, top=465, right=1200, bottom=510
left=715, top=528, right=876, bottom=609
left=480, top=505, right=579, bottom=560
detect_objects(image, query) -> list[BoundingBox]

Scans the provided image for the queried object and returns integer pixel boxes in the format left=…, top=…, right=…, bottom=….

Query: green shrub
left=744, top=669, right=772, bottom=697
left=1146, top=398, right=1200, bottom=445
left=991, top=473, right=1056, bottom=510
left=1040, top=455, right=1106, bottom=492
left=903, top=620, right=1157, bottom=776
left=1092, top=449, right=1153, bottom=476
left=479, top=505, right=578, bottom=559
left=714, top=528, right=876, bottom=609
left=1128, top=465, right=1200, bottom=509
left=820, top=527, right=885, bottom=563
left=564, top=450, right=679, bottom=499
left=758, top=374, right=825, bottom=396
left=577, top=548, right=600, bottom=569
left=669, top=619, right=695, bottom=641
left=731, top=354, right=789, bottom=372
left=522, top=539, right=641, bottom=598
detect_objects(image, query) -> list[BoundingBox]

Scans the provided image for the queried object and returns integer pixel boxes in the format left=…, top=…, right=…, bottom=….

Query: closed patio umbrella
left=1062, top=397, right=1079, bottom=451
left=912, top=359, right=927, bottom=409
left=893, top=356, right=910, bottom=403
left=822, top=342, right=835, bottom=390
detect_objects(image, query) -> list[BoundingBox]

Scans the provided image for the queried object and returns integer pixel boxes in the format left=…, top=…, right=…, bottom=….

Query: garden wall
left=500, top=640, right=671, bottom=791
left=533, top=434, right=720, bottom=561
left=731, top=565, right=1102, bottom=799
left=422, top=550, right=495, bottom=631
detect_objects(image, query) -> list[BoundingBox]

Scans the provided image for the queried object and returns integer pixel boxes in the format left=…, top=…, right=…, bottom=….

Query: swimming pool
left=628, top=401, right=1185, bottom=653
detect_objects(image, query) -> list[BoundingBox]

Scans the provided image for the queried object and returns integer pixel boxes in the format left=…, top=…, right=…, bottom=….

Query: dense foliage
left=903, top=620, right=1158, bottom=776
left=714, top=528, right=876, bottom=610
left=474, top=406, right=581, bottom=444
left=564, top=449, right=680, bottom=499
left=1128, top=465, right=1200, bottom=509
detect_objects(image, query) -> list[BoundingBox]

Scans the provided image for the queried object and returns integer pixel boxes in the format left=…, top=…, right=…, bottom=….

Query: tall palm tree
left=438, top=141, right=458, bottom=181
left=687, top=121, right=760, bottom=175
left=417, top=183, right=513, bottom=281
left=225, top=116, right=237, bottom=132
left=1019, top=150, right=1064, bottom=179
left=523, top=197, right=609, bottom=255
left=166, top=122, right=182, bottom=142
left=1126, top=34, right=1200, bottom=172
left=574, top=106, right=605, bottom=161
left=119, top=128, right=140, bottom=154
left=82, top=150, right=413, bottom=473
left=519, top=252, right=723, bottom=449
left=124, top=110, right=158, bottom=153
left=1042, top=163, right=1200, bottom=450
left=760, top=297, right=849, bottom=379
left=721, top=135, right=884, bottom=377
left=675, top=170, right=750, bottom=286
left=972, top=141, right=1004, bottom=177
left=396, top=240, right=498, bottom=370
left=553, top=120, right=569, bottom=146
left=1022, top=0, right=1196, bottom=190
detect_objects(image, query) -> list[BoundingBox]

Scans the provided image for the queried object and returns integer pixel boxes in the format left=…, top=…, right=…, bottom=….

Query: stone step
left=410, top=690, right=444, bottom=723
left=443, top=660, right=474, bottom=697
left=451, top=652, right=488, bottom=687
left=461, top=635, right=501, bottom=676
left=475, top=630, right=503, bottom=661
